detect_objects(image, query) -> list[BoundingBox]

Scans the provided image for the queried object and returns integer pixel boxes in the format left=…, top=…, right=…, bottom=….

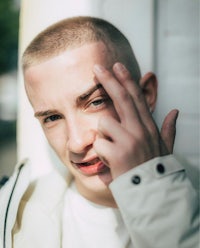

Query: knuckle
left=118, top=88, right=131, bottom=102
left=149, top=123, right=159, bottom=136
left=135, top=88, right=144, bottom=102
left=140, top=131, right=147, bottom=141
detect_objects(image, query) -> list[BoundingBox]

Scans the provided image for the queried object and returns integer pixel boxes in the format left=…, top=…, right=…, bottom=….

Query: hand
left=93, top=62, right=179, bottom=179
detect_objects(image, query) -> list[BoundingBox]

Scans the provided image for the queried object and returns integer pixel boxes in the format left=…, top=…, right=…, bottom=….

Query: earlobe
left=140, top=72, right=158, bottom=112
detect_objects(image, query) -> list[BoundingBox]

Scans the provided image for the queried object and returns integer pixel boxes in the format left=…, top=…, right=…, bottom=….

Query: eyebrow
left=34, top=83, right=103, bottom=118
left=76, top=83, right=103, bottom=105
left=34, top=109, right=58, bottom=118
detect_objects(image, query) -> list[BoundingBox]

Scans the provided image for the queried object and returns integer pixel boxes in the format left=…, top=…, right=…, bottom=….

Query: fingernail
left=174, top=110, right=179, bottom=123
left=175, top=109, right=179, bottom=118
left=94, top=64, right=105, bottom=73
left=114, top=62, right=127, bottom=73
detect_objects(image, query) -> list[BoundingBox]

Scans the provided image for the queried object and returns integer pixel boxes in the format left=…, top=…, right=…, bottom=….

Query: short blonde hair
left=22, top=16, right=141, bottom=82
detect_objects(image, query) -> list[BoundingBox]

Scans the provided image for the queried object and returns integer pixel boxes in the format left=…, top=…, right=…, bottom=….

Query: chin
left=74, top=170, right=114, bottom=204
left=78, top=169, right=113, bottom=190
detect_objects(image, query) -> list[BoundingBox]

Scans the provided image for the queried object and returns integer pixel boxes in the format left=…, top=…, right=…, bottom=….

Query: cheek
left=86, top=105, right=119, bottom=130
left=43, top=126, right=67, bottom=157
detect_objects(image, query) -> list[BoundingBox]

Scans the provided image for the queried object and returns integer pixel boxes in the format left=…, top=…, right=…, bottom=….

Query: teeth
left=81, top=158, right=99, bottom=166
left=82, top=162, right=91, bottom=166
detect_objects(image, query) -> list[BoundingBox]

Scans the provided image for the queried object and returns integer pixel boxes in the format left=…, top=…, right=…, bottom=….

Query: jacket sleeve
left=109, top=155, right=199, bottom=248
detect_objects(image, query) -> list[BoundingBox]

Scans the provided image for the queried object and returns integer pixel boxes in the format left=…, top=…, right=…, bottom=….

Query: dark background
left=0, top=0, right=19, bottom=185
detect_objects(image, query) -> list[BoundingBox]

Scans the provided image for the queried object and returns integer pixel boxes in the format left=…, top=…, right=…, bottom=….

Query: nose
left=66, top=117, right=96, bottom=154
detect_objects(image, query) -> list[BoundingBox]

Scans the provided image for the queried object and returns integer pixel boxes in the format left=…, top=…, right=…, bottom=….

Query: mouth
left=72, top=157, right=109, bottom=176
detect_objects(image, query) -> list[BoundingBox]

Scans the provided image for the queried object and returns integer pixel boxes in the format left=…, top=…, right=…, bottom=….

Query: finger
left=95, top=116, right=131, bottom=163
left=113, top=62, right=155, bottom=129
left=94, top=136, right=133, bottom=179
left=113, top=62, right=158, bottom=135
left=97, top=115, right=131, bottom=144
left=161, top=109, right=179, bottom=153
left=93, top=138, right=113, bottom=167
left=93, top=64, right=141, bottom=130
left=113, top=62, right=139, bottom=91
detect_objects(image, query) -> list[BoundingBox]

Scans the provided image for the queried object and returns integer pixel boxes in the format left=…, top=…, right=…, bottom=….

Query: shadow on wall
left=0, top=119, right=17, bottom=181
left=0, top=72, right=18, bottom=183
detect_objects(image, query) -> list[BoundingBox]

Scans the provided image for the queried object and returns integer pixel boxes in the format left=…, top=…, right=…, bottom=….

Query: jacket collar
left=0, top=159, right=68, bottom=248
left=0, top=159, right=30, bottom=248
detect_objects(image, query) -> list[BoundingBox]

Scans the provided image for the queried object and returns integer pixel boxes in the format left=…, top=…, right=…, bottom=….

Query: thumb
left=161, top=109, right=179, bottom=153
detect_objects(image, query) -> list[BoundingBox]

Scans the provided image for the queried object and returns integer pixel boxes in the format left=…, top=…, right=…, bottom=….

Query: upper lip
left=71, top=156, right=100, bottom=166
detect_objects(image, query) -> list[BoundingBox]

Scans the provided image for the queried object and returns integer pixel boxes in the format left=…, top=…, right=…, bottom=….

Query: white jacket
left=0, top=155, right=199, bottom=248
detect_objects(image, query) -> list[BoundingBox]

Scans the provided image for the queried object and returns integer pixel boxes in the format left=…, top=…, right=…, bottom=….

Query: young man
left=0, top=16, right=199, bottom=248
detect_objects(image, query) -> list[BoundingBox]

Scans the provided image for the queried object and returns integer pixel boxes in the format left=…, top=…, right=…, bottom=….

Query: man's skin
left=93, top=62, right=178, bottom=179
left=24, top=41, right=178, bottom=207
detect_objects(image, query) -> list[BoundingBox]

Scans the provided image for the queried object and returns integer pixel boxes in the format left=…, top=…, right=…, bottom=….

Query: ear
left=140, top=72, right=158, bottom=113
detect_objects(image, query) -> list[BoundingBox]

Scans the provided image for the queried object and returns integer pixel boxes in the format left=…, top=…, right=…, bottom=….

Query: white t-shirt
left=62, top=183, right=133, bottom=248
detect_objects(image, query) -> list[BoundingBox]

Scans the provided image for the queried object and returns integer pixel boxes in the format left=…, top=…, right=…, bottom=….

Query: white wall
left=154, top=0, right=199, bottom=185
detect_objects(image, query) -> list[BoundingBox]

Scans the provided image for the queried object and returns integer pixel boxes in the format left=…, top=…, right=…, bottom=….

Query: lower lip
left=76, top=161, right=109, bottom=176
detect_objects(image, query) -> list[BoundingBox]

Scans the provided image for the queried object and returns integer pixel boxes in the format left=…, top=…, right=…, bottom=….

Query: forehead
left=26, top=41, right=111, bottom=67
left=24, top=42, right=112, bottom=107
left=24, top=41, right=111, bottom=82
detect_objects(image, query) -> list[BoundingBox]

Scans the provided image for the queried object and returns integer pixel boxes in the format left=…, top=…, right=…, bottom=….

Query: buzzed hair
left=22, top=16, right=141, bottom=82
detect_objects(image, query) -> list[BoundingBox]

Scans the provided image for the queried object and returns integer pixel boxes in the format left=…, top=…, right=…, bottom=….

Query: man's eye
left=91, top=98, right=105, bottom=106
left=44, top=114, right=62, bottom=123
left=87, top=96, right=111, bottom=111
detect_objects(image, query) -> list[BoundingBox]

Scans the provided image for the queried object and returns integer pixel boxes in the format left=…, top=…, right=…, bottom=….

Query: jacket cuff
left=109, top=155, right=185, bottom=192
